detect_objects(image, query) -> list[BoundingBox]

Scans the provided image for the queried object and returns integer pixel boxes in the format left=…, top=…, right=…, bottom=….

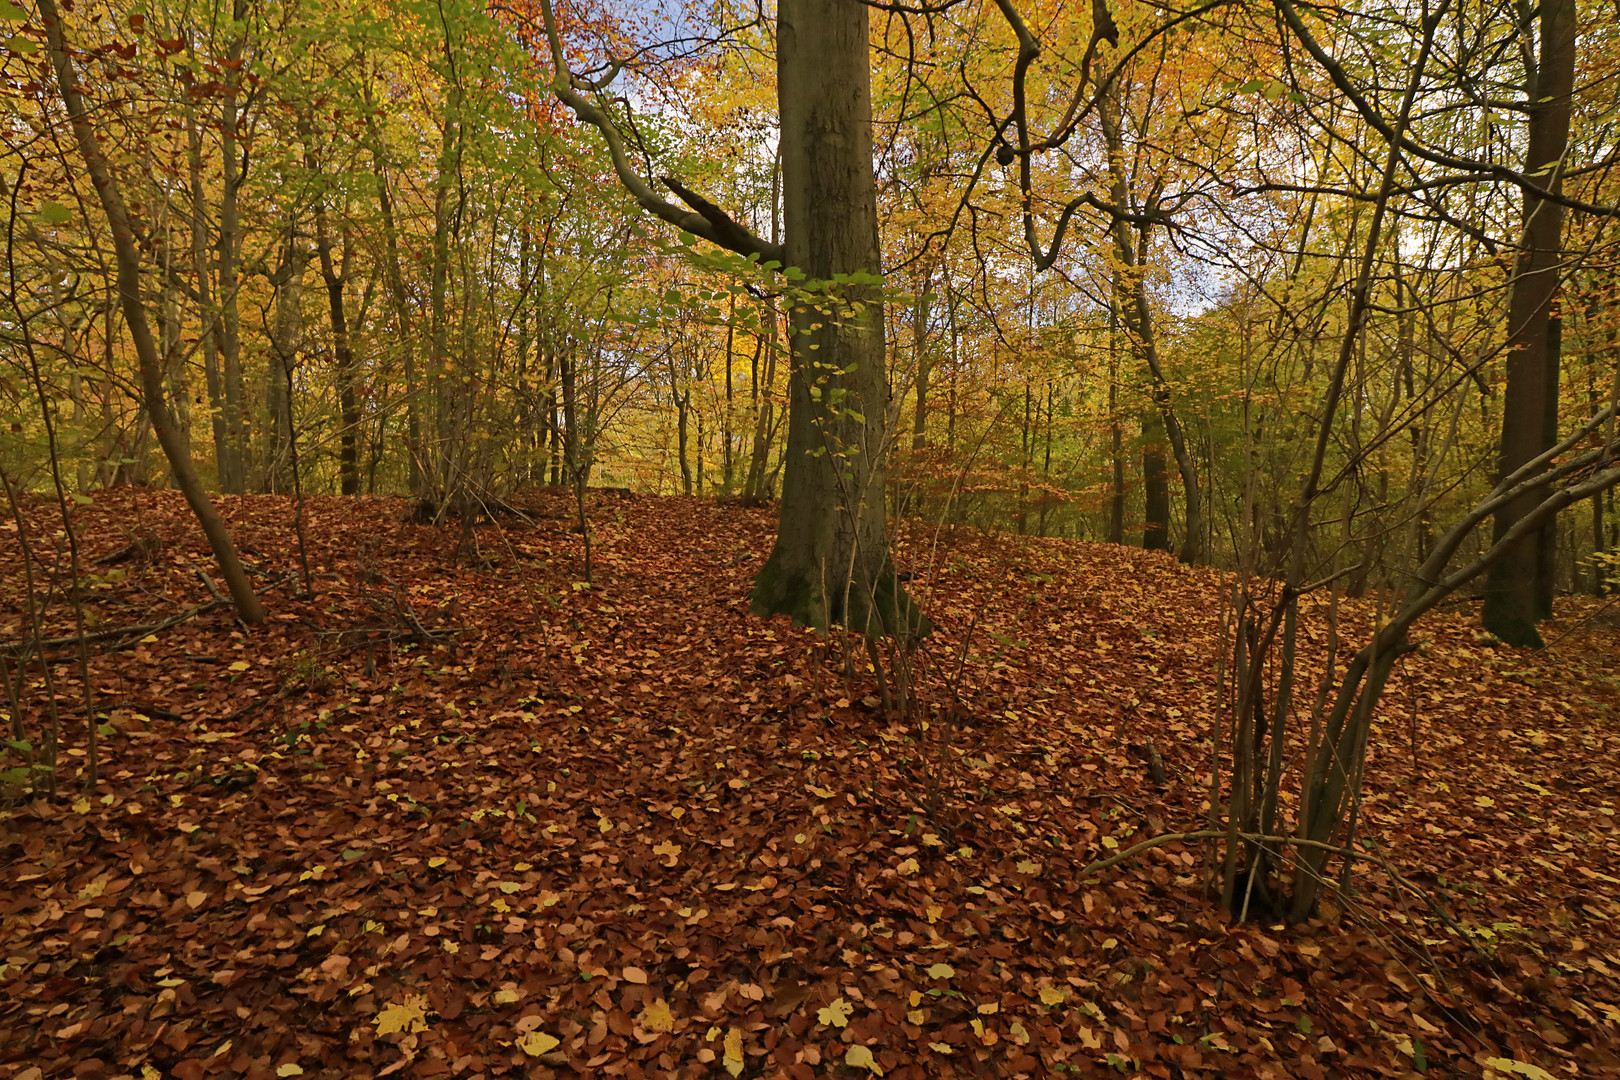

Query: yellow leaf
left=926, top=963, right=955, bottom=979
left=1475, top=796, right=1496, bottom=808
left=897, top=858, right=919, bottom=876
left=428, top=857, right=447, bottom=868
left=925, top=904, right=943, bottom=924
left=1010, top=1021, right=1029, bottom=1045
left=639, top=998, right=674, bottom=1033
left=844, top=1044, right=884, bottom=1076
left=928, top=1042, right=953, bottom=1054
left=907, top=1009, right=926, bottom=1024
left=228, top=661, right=250, bottom=672
left=1039, top=987, right=1067, bottom=1007
left=1015, top=859, right=1039, bottom=875
left=276, top=1065, right=304, bottom=1077
left=516, top=1031, right=560, bottom=1057
left=808, top=784, right=835, bottom=798
left=723, top=1026, right=744, bottom=1077
left=514, top=862, right=532, bottom=871
left=1484, top=1059, right=1557, bottom=1080
left=1101, top=836, right=1119, bottom=850
left=921, top=832, right=943, bottom=848
left=977, top=1002, right=999, bottom=1015
left=494, top=988, right=521, bottom=1005
left=72, top=797, right=91, bottom=815
left=598, top=817, right=613, bottom=833
left=374, top=994, right=429, bottom=1036
left=140, top=634, right=158, bottom=643
left=498, top=882, right=521, bottom=894
left=818, top=998, right=854, bottom=1028
left=652, top=841, right=681, bottom=862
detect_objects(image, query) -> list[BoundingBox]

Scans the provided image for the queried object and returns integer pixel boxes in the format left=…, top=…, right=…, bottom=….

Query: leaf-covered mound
left=1, top=490, right=1617, bottom=1079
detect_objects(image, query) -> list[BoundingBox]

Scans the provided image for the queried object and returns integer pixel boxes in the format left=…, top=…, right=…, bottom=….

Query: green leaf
left=6, top=34, right=39, bottom=55
left=38, top=202, right=71, bottom=225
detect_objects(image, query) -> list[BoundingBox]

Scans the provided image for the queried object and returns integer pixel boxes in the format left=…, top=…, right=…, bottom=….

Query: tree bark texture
left=748, top=0, right=923, bottom=635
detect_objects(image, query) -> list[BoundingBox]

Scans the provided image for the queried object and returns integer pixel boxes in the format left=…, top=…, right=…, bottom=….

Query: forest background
left=2, top=0, right=1616, bottom=629
left=4, top=0, right=1620, bottom=1076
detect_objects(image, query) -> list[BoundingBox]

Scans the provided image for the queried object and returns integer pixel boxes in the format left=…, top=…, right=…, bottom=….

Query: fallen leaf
left=516, top=1031, right=560, bottom=1057
left=623, top=965, right=649, bottom=984
left=374, top=994, right=429, bottom=1036
left=845, top=1044, right=884, bottom=1076
left=1484, top=1059, right=1556, bottom=1080
left=639, top=998, right=674, bottom=1033
left=723, top=1026, right=744, bottom=1077
left=818, top=997, right=853, bottom=1027
left=926, top=963, right=955, bottom=979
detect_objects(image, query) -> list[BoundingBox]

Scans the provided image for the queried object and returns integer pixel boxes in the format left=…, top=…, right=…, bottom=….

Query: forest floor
left=1, top=489, right=1618, bottom=1080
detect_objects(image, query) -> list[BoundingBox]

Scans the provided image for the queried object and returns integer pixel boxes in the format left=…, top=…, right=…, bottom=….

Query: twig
left=195, top=568, right=226, bottom=602
left=0, top=600, right=232, bottom=658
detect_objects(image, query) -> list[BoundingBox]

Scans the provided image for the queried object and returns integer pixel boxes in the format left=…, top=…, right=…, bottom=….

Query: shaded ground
left=1, top=490, right=1617, bottom=1080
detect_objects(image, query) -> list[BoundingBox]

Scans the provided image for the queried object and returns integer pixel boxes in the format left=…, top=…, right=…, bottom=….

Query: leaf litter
left=0, top=489, right=1617, bottom=1078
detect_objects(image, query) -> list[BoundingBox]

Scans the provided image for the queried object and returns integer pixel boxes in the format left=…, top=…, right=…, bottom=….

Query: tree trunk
left=673, top=358, right=692, bottom=495
left=186, top=114, right=228, bottom=480
left=912, top=267, right=932, bottom=451
left=1483, top=0, right=1576, bottom=647
left=311, top=177, right=360, bottom=495
left=1100, top=89, right=1202, bottom=563
left=749, top=0, right=923, bottom=635
left=365, top=89, right=421, bottom=496
left=1141, top=413, right=1172, bottom=552
left=1108, top=296, right=1125, bottom=544
left=216, top=0, right=249, bottom=493
left=42, top=0, right=264, bottom=624
left=264, top=231, right=307, bottom=493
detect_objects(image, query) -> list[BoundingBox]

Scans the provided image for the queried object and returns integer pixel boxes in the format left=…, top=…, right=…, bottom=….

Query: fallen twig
left=0, top=600, right=232, bottom=659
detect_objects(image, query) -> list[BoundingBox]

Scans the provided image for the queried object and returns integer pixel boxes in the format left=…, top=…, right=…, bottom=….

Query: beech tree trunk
left=1482, top=0, right=1576, bottom=647
left=216, top=0, right=249, bottom=493
left=311, top=175, right=360, bottom=495
left=748, top=0, right=923, bottom=635
left=43, top=0, right=265, bottom=624
left=1100, top=89, right=1202, bottom=563
left=186, top=114, right=229, bottom=479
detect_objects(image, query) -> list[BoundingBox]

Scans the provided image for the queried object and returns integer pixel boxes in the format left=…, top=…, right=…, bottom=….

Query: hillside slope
left=1, top=491, right=1617, bottom=1079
